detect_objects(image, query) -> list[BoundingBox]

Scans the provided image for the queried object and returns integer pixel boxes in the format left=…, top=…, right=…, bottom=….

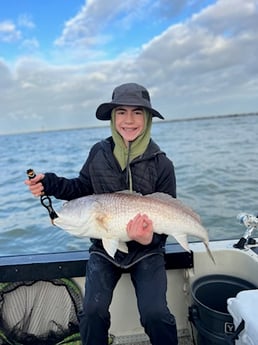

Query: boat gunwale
left=0, top=243, right=193, bottom=282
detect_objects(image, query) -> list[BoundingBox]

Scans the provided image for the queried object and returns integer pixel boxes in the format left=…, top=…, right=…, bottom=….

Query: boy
left=25, top=83, right=178, bottom=345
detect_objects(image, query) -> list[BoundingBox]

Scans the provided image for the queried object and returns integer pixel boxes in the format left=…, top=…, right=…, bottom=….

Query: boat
left=0, top=213, right=258, bottom=345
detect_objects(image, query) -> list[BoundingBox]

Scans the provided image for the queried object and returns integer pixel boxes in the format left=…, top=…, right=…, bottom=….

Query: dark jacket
left=42, top=137, right=176, bottom=268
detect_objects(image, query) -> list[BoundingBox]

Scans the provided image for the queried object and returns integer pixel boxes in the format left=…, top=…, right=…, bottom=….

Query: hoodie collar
left=111, top=109, right=152, bottom=171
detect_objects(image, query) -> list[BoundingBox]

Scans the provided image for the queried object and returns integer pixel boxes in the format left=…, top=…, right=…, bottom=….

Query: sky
left=0, top=0, right=258, bottom=134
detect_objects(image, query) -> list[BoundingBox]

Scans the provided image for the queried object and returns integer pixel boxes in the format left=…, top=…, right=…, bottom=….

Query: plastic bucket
left=189, top=274, right=256, bottom=345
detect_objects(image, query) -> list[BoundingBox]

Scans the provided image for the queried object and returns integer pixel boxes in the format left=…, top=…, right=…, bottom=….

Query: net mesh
left=0, top=279, right=83, bottom=345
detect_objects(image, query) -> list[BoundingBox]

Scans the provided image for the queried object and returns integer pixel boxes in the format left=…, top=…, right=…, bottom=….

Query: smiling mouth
left=122, top=127, right=138, bottom=131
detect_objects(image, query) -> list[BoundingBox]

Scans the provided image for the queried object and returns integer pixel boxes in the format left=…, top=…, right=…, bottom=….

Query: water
left=1, top=114, right=257, bottom=256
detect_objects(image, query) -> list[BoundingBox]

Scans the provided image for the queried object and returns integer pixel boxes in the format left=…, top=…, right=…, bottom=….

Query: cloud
left=0, top=59, right=13, bottom=87
left=135, top=0, right=258, bottom=111
left=192, top=0, right=258, bottom=34
left=0, top=20, right=21, bottom=42
left=0, top=13, right=35, bottom=45
left=1, top=0, right=258, bottom=134
left=54, top=0, right=124, bottom=48
left=53, top=0, right=194, bottom=55
left=20, top=38, right=40, bottom=51
left=17, top=14, right=35, bottom=29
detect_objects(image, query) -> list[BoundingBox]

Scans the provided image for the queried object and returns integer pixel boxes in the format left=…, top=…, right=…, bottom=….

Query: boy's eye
left=116, top=110, right=125, bottom=115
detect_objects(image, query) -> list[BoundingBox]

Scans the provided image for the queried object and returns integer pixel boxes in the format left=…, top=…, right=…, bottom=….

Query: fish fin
left=173, top=233, right=190, bottom=252
left=102, top=238, right=119, bottom=258
left=146, top=193, right=202, bottom=223
left=204, top=242, right=216, bottom=264
left=145, top=191, right=200, bottom=226
left=145, top=192, right=173, bottom=202
left=118, top=242, right=128, bottom=254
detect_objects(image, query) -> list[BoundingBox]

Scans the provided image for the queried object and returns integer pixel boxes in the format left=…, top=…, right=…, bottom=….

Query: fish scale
left=54, top=192, right=215, bottom=263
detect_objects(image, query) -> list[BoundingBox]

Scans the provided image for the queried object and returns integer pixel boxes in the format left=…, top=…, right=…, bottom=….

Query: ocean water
left=0, top=114, right=258, bottom=256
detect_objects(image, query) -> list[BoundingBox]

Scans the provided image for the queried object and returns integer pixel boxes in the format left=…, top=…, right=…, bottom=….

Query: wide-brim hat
left=96, top=83, right=164, bottom=120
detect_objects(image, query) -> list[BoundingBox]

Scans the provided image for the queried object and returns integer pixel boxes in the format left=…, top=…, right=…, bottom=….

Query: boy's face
left=114, top=106, right=145, bottom=146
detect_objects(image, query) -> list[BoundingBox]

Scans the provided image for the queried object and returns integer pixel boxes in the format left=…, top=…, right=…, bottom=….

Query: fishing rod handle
left=26, top=168, right=58, bottom=220
left=27, top=168, right=37, bottom=180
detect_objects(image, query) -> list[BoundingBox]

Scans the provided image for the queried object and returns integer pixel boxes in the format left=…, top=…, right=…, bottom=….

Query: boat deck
left=111, top=336, right=193, bottom=344
left=113, top=340, right=192, bottom=345
left=110, top=329, right=194, bottom=344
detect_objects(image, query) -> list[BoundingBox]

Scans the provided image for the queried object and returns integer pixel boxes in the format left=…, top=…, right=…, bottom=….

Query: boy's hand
left=24, top=173, right=45, bottom=197
left=126, top=213, right=153, bottom=245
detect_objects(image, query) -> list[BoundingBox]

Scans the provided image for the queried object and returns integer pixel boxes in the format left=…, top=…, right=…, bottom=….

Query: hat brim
left=96, top=102, right=164, bottom=120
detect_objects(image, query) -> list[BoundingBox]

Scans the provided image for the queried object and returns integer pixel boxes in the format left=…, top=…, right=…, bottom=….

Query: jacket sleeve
left=42, top=172, right=92, bottom=201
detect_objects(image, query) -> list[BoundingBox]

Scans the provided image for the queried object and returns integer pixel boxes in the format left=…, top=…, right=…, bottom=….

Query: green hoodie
left=111, top=109, right=152, bottom=190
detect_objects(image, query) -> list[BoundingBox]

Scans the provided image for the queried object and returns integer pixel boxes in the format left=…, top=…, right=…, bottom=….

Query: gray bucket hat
left=96, top=83, right=164, bottom=120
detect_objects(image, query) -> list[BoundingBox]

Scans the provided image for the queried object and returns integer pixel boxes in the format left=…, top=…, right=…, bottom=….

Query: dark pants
left=79, top=253, right=178, bottom=345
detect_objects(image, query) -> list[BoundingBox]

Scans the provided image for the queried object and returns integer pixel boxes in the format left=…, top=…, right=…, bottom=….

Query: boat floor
left=111, top=329, right=193, bottom=344
left=113, top=340, right=192, bottom=345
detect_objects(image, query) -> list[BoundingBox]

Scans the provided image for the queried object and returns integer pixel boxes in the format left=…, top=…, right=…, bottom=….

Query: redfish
left=54, top=192, right=215, bottom=262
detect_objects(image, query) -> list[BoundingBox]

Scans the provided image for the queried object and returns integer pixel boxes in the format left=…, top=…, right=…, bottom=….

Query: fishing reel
left=234, top=213, right=258, bottom=249
left=237, top=213, right=258, bottom=228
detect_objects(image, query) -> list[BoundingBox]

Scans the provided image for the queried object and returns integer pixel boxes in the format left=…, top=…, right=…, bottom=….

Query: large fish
left=53, top=191, right=215, bottom=263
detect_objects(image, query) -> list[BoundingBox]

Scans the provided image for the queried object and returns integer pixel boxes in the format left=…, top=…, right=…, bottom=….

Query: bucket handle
left=189, top=306, right=245, bottom=345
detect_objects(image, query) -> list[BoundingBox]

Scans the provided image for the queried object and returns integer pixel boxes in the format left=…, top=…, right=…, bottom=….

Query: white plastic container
left=227, top=289, right=258, bottom=345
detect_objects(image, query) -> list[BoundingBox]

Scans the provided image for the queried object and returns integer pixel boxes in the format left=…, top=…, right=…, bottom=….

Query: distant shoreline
left=1, top=112, right=258, bottom=136
left=158, top=111, right=258, bottom=124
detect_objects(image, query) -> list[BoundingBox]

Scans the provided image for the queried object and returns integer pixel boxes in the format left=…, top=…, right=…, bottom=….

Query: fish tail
left=205, top=242, right=216, bottom=264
